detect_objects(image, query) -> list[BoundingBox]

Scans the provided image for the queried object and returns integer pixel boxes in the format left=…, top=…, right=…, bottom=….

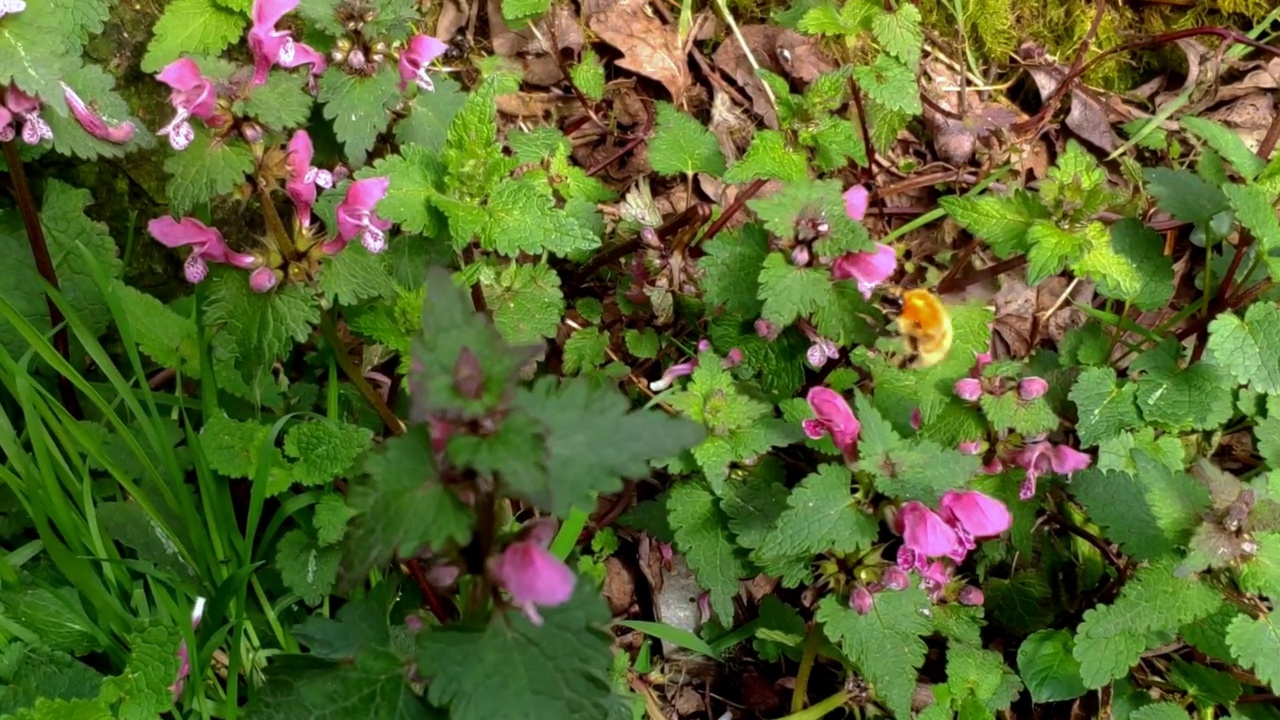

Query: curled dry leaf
left=1020, top=44, right=1120, bottom=152
left=486, top=0, right=583, bottom=86
left=921, top=58, right=1019, bottom=166
left=711, top=24, right=833, bottom=129
left=587, top=0, right=692, bottom=102
left=991, top=273, right=1091, bottom=358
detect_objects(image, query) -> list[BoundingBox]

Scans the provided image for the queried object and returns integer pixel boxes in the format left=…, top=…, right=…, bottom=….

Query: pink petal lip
left=939, top=490, right=1011, bottom=538
left=805, top=386, right=860, bottom=452
left=843, top=184, right=869, bottom=221
left=253, top=0, right=297, bottom=28
left=336, top=176, right=392, bottom=241
left=398, top=34, right=449, bottom=91
left=831, top=243, right=897, bottom=298
left=899, top=501, right=959, bottom=558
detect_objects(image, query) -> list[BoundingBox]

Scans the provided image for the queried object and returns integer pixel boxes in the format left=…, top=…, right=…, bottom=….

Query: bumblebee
left=880, top=286, right=954, bottom=369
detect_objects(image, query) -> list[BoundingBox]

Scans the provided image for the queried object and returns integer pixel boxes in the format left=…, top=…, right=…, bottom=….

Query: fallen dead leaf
left=603, top=557, right=637, bottom=615
left=433, top=0, right=470, bottom=42
left=587, top=0, right=693, bottom=103
left=486, top=0, right=583, bottom=86
left=711, top=24, right=834, bottom=129
left=1205, top=91, right=1275, bottom=153
left=1020, top=44, right=1121, bottom=153
left=922, top=58, right=1020, bottom=166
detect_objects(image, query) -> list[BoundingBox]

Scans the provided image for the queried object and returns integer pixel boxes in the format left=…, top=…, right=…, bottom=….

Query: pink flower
left=0, top=1, right=25, bottom=20
left=954, top=378, right=982, bottom=402
left=248, top=0, right=327, bottom=86
left=755, top=319, right=780, bottom=341
left=791, top=244, right=811, bottom=267
left=248, top=267, right=279, bottom=293
left=918, top=560, right=952, bottom=601
left=843, top=184, right=869, bottom=221
left=650, top=359, right=697, bottom=392
left=958, top=585, right=984, bottom=606
left=324, top=176, right=392, bottom=254
left=910, top=408, right=922, bottom=431
left=1052, top=445, right=1091, bottom=476
left=850, top=586, right=874, bottom=615
left=831, top=243, right=897, bottom=299
left=1012, top=442, right=1091, bottom=500
left=155, top=59, right=217, bottom=151
left=957, top=440, right=981, bottom=455
left=2, top=85, right=51, bottom=145
left=939, top=490, right=1011, bottom=539
left=897, top=501, right=959, bottom=560
left=169, top=596, right=207, bottom=700
left=806, top=338, right=839, bottom=369
left=148, top=216, right=258, bottom=284
left=972, top=349, right=993, bottom=375
left=489, top=519, right=576, bottom=626
left=60, top=82, right=134, bottom=144
left=398, top=34, right=448, bottom=92
left=1019, top=376, right=1048, bottom=401
left=802, top=386, right=860, bottom=458
left=284, top=130, right=333, bottom=226
left=723, top=348, right=744, bottom=368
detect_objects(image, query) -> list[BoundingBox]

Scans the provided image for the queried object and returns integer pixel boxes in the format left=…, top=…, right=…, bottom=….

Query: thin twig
left=1018, top=0, right=1108, bottom=138
left=586, top=99, right=655, bottom=176
left=700, top=178, right=768, bottom=245
left=3, top=140, right=82, bottom=419
left=1043, top=509, right=1129, bottom=581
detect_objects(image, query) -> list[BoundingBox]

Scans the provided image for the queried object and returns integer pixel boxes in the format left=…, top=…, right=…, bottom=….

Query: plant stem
left=318, top=310, right=404, bottom=436
left=780, top=689, right=848, bottom=720
left=3, top=140, right=82, bottom=419
left=258, top=183, right=297, bottom=259
left=791, top=626, right=822, bottom=714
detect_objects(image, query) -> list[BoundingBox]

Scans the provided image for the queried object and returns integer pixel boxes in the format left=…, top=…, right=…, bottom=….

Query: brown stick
left=3, top=141, right=82, bottom=418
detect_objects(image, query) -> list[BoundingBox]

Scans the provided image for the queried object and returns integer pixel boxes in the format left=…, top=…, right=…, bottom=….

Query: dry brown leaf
left=587, top=0, right=692, bottom=102
left=1206, top=91, right=1276, bottom=153
left=602, top=557, right=637, bottom=615
left=711, top=24, right=833, bottom=129
left=1021, top=46, right=1120, bottom=152
left=433, top=0, right=470, bottom=41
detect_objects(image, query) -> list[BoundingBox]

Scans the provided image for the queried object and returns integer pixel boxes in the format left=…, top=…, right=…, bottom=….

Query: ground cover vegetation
left=1, top=0, right=1280, bottom=718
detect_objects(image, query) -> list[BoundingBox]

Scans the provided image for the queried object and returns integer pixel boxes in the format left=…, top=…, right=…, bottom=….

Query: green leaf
left=571, top=48, right=606, bottom=102
left=1131, top=339, right=1234, bottom=432
left=237, top=71, right=314, bottom=131
left=1181, top=116, right=1267, bottom=181
left=1016, top=629, right=1087, bottom=703
left=871, top=3, right=922, bottom=70
left=947, top=643, right=1023, bottom=712
left=755, top=464, right=878, bottom=563
left=1025, top=220, right=1089, bottom=285
left=394, top=76, right=466, bottom=153
left=669, top=479, right=750, bottom=621
left=1238, top=532, right=1280, bottom=601
left=805, top=115, right=867, bottom=171
left=99, top=623, right=182, bottom=720
left=797, top=2, right=877, bottom=36
left=163, top=128, right=255, bottom=215
left=314, top=493, right=357, bottom=546
left=1073, top=561, right=1222, bottom=689
left=1130, top=704, right=1192, bottom=720
left=978, top=391, right=1061, bottom=436
left=818, top=588, right=932, bottom=718
left=1142, top=167, right=1229, bottom=226
left=502, top=0, right=550, bottom=23
left=1168, top=658, right=1242, bottom=709
left=1223, top=184, right=1280, bottom=259
left=563, top=328, right=609, bottom=374
left=110, top=282, right=200, bottom=376
left=757, top=252, right=832, bottom=326
left=478, top=177, right=600, bottom=257
left=749, top=178, right=870, bottom=256
left=0, top=588, right=101, bottom=654
left=275, top=528, right=340, bottom=605
left=246, top=650, right=431, bottom=720
left=204, top=268, right=320, bottom=377
left=480, top=262, right=565, bottom=345
left=853, top=55, right=921, bottom=115
left=0, top=644, right=102, bottom=714
left=1069, top=367, right=1142, bottom=447
left=0, top=6, right=75, bottom=109
left=281, top=418, right=375, bottom=493
left=140, top=0, right=246, bottom=73
left=511, top=376, right=705, bottom=516
left=699, top=224, right=770, bottom=317
left=939, top=190, right=1045, bottom=258
left=723, top=130, right=810, bottom=183
left=1099, top=219, right=1175, bottom=311
left=1225, top=613, right=1280, bottom=693
left=318, top=243, right=397, bottom=306
left=370, top=146, right=445, bottom=236
left=648, top=102, right=726, bottom=177
left=438, top=80, right=515, bottom=199
left=318, top=66, right=400, bottom=166
left=340, top=429, right=474, bottom=587
left=417, top=585, right=614, bottom=720
left=623, top=328, right=659, bottom=359
left=1206, top=301, right=1280, bottom=395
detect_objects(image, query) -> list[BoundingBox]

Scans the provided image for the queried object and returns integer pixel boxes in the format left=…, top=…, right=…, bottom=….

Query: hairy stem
left=3, top=140, right=82, bottom=418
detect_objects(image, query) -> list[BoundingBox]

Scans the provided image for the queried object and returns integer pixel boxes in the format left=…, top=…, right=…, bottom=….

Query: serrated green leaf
left=947, top=643, right=1023, bottom=711
left=699, top=224, right=770, bottom=317
left=1142, top=167, right=1229, bottom=226
left=246, top=648, right=431, bottom=720
left=0, top=6, right=75, bottom=110
left=757, top=252, right=832, bottom=326
left=1069, top=367, right=1142, bottom=447
left=1223, top=183, right=1280, bottom=260
left=318, top=243, right=397, bottom=306
left=238, top=71, right=314, bottom=131
left=110, top=281, right=200, bottom=376
left=818, top=588, right=932, bottom=718
left=805, top=115, right=868, bottom=171
left=723, top=130, right=810, bottom=183
left=623, top=328, right=659, bottom=359
left=480, top=262, right=564, bottom=345
left=1225, top=613, right=1280, bottom=693
left=755, top=464, right=878, bottom=564
left=1206, top=302, right=1280, bottom=395
left=978, top=391, right=1061, bottom=435
left=417, top=586, right=614, bottom=720
left=99, top=623, right=182, bottom=720
left=204, top=267, right=320, bottom=376
left=318, top=66, right=400, bottom=166
left=140, top=0, right=247, bottom=73
left=1181, top=116, right=1267, bottom=181
left=314, top=492, right=357, bottom=546
left=563, top=327, right=609, bottom=374
left=1168, top=658, right=1242, bottom=710
left=280, top=418, right=374, bottom=493
left=853, top=55, right=921, bottom=115
left=502, top=0, right=550, bottom=23
left=1025, top=220, right=1089, bottom=285
left=939, top=190, right=1046, bottom=258
left=571, top=48, right=606, bottom=102
left=1238, top=532, right=1280, bottom=600
left=369, top=146, right=445, bottom=236
left=669, top=479, right=750, bottom=621
left=0, top=643, right=103, bottom=714
left=648, top=102, right=726, bottom=177
left=478, top=177, right=599, bottom=257
left=1130, top=703, right=1192, bottom=720
left=1131, top=339, right=1234, bottom=432
left=394, top=76, right=466, bottom=153
left=0, top=588, right=102, bottom=654
left=871, top=4, right=922, bottom=70
left=275, top=528, right=340, bottom=605
left=163, top=129, right=255, bottom=214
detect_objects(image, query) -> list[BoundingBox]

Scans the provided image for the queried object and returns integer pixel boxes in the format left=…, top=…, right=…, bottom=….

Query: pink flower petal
left=148, top=216, right=223, bottom=250
left=490, top=537, right=576, bottom=625
left=850, top=586, right=874, bottom=615
left=843, top=185, right=869, bottom=221
left=61, top=82, right=135, bottom=144
left=285, top=130, right=317, bottom=224
left=1018, top=376, right=1049, bottom=401
left=954, top=378, right=983, bottom=402
left=1050, top=445, right=1091, bottom=476
left=831, top=243, right=897, bottom=298
left=805, top=386, right=860, bottom=453
left=398, top=34, right=449, bottom=92
left=939, top=490, right=1011, bottom=538
left=899, top=501, right=959, bottom=558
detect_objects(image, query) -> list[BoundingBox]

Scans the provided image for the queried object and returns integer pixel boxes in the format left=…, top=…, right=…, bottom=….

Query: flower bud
left=882, top=565, right=909, bottom=591
left=910, top=408, right=922, bottom=431
left=958, top=440, right=982, bottom=455
left=1018, top=376, right=1049, bottom=401
left=955, top=378, right=982, bottom=402
left=371, top=41, right=389, bottom=55
left=791, top=245, right=811, bottom=267
left=330, top=48, right=348, bottom=63
left=850, top=586, right=874, bottom=615
left=240, top=121, right=263, bottom=143
left=723, top=348, right=744, bottom=368
left=347, top=48, right=367, bottom=70
left=697, top=339, right=711, bottom=353
left=453, top=347, right=484, bottom=400
left=249, top=267, right=279, bottom=293
left=957, top=585, right=984, bottom=606
left=754, top=319, right=779, bottom=341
